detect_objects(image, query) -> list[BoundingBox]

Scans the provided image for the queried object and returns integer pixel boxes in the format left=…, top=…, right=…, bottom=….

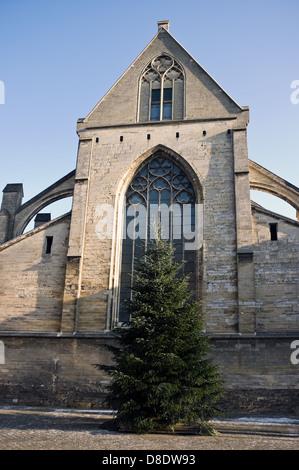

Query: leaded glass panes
left=119, top=153, right=197, bottom=322
left=139, top=55, right=184, bottom=122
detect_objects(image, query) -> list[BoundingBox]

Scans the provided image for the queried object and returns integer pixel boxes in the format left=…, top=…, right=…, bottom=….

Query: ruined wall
left=0, top=215, right=70, bottom=332
left=252, top=207, right=299, bottom=332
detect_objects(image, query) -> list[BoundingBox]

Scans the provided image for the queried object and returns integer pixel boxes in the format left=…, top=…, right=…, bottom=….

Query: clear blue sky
left=0, top=0, right=298, bottom=223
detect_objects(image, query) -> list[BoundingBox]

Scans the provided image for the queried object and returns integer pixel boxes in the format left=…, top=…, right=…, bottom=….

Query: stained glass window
left=119, top=153, right=197, bottom=322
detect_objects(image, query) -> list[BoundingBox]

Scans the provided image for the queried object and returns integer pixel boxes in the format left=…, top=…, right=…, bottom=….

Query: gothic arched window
left=119, top=152, right=198, bottom=322
left=138, top=55, right=184, bottom=122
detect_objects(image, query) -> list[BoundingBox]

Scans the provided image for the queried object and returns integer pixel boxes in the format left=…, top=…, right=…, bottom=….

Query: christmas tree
left=100, top=236, right=223, bottom=434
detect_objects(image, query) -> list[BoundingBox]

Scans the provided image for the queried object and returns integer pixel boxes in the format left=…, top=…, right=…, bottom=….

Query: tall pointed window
left=118, top=152, right=197, bottom=323
left=139, top=55, right=184, bottom=122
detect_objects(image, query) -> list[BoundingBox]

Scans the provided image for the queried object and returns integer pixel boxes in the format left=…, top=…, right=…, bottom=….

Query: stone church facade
left=0, top=21, right=298, bottom=414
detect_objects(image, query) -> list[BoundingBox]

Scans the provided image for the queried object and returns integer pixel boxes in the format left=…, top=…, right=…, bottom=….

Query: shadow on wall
left=0, top=214, right=72, bottom=333
left=0, top=287, right=116, bottom=408
left=0, top=331, right=115, bottom=409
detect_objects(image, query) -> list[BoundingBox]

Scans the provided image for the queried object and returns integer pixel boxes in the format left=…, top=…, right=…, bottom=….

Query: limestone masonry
left=0, top=21, right=298, bottom=414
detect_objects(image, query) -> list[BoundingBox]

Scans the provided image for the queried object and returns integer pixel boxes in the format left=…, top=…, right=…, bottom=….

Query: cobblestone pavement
left=0, top=406, right=298, bottom=451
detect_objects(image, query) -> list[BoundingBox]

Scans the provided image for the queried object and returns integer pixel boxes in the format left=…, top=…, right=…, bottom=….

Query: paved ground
left=0, top=406, right=298, bottom=451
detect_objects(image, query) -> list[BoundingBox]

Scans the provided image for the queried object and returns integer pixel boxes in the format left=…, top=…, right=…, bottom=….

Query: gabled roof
left=78, top=21, right=247, bottom=129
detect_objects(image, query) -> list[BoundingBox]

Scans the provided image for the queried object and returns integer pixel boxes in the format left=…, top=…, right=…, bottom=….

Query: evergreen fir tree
left=99, top=236, right=223, bottom=434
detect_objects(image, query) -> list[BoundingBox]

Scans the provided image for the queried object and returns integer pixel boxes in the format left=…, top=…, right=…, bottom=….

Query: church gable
left=82, top=22, right=246, bottom=129
left=0, top=19, right=298, bottom=416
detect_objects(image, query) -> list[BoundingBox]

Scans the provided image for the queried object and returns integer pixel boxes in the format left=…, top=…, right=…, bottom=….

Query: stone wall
left=0, top=335, right=297, bottom=415
left=0, top=215, right=70, bottom=332
left=252, top=207, right=299, bottom=332
left=64, top=119, right=243, bottom=334
left=0, top=335, right=113, bottom=408
left=68, top=25, right=250, bottom=334
left=0, top=184, right=23, bottom=243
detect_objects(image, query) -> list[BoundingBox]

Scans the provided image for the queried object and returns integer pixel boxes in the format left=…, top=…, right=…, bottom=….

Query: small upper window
left=139, top=54, right=184, bottom=122
left=269, top=223, right=278, bottom=241
left=45, top=236, right=53, bottom=254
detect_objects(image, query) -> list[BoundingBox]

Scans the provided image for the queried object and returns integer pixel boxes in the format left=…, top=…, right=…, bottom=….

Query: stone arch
left=13, top=170, right=75, bottom=237
left=249, top=160, right=299, bottom=220
left=117, top=145, right=203, bottom=204
left=108, top=145, right=203, bottom=328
